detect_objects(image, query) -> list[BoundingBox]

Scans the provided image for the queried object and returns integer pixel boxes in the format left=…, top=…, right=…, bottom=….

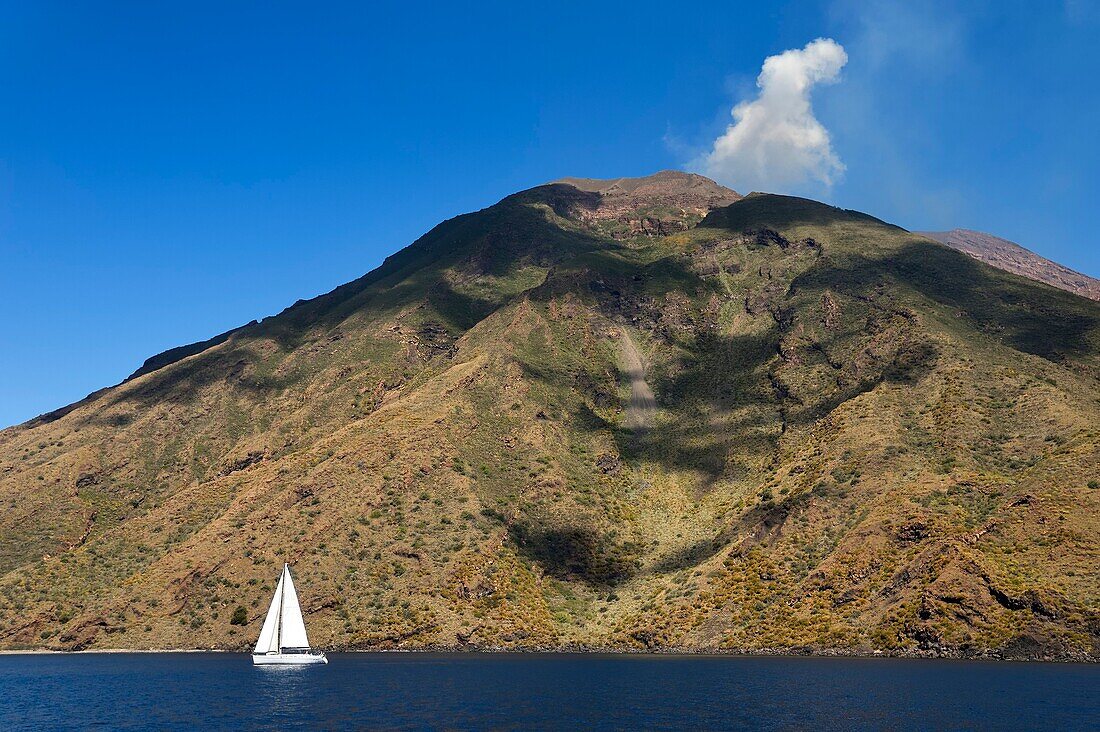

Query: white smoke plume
left=697, top=38, right=848, bottom=193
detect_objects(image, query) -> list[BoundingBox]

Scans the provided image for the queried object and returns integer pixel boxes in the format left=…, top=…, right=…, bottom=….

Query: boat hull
left=252, top=652, right=328, bottom=666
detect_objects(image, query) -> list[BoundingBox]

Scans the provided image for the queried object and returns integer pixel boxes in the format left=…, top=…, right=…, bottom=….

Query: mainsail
left=278, top=564, right=310, bottom=649
left=254, top=570, right=285, bottom=654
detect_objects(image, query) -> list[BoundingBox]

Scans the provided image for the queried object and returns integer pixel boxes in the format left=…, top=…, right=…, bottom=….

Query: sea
left=0, top=652, right=1096, bottom=730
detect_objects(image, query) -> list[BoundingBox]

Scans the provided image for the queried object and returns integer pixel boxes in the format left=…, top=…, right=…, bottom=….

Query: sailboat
left=252, top=563, right=328, bottom=665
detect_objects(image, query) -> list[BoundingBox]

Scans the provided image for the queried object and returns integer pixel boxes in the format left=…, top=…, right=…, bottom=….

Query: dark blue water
left=0, top=652, right=1096, bottom=730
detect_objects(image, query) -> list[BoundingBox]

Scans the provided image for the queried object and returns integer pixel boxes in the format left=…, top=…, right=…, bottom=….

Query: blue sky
left=1, top=0, right=1098, bottom=427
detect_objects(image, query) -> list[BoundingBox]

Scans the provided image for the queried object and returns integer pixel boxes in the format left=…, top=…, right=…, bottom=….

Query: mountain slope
left=920, top=228, right=1100, bottom=301
left=0, top=172, right=1097, bottom=660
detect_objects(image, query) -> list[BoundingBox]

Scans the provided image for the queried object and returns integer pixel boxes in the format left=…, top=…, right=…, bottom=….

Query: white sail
left=251, top=563, right=326, bottom=664
left=278, top=564, right=310, bottom=649
left=254, top=571, right=285, bottom=654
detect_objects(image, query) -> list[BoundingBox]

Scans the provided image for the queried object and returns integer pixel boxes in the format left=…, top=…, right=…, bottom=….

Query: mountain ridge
left=919, top=228, right=1100, bottom=301
left=27, top=181, right=1096, bottom=422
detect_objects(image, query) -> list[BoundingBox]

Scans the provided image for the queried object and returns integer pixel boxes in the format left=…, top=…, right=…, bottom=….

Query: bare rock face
left=551, top=171, right=741, bottom=238
left=555, top=170, right=740, bottom=207
left=920, top=229, right=1100, bottom=301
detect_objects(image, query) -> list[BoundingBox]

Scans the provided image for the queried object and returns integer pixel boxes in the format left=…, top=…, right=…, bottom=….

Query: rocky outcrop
left=552, top=170, right=741, bottom=238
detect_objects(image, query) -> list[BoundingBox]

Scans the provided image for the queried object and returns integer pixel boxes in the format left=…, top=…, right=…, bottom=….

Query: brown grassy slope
left=0, top=175, right=1097, bottom=659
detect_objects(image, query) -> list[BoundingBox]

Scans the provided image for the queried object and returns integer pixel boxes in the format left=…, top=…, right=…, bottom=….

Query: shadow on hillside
left=508, top=522, right=636, bottom=587
left=560, top=309, right=940, bottom=496
left=511, top=319, right=785, bottom=493
left=793, top=239, right=1100, bottom=360
left=613, top=328, right=785, bottom=491
left=698, top=193, right=896, bottom=233
left=649, top=534, right=729, bottom=574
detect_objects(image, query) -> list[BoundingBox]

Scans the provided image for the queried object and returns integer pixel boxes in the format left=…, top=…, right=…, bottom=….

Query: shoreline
left=1, top=646, right=1094, bottom=664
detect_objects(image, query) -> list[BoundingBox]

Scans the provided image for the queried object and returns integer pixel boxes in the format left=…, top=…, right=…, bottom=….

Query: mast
left=274, top=565, right=283, bottom=652
left=278, top=564, right=287, bottom=651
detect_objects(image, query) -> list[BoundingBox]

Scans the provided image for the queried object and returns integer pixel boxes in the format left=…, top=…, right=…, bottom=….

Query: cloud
left=695, top=38, right=848, bottom=194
